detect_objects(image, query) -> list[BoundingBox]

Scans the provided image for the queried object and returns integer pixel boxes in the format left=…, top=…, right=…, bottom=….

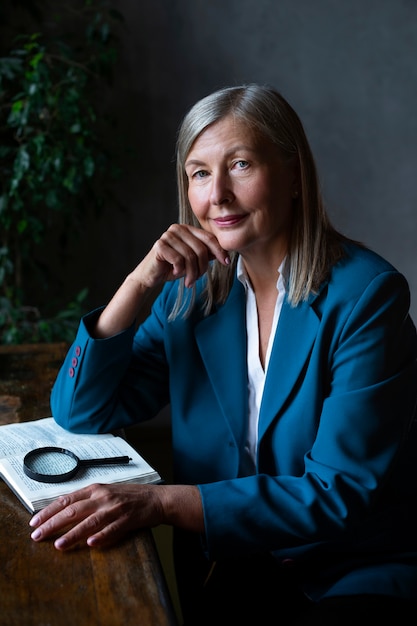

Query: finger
left=160, top=229, right=209, bottom=286
left=29, top=486, right=93, bottom=527
left=30, top=498, right=72, bottom=528
left=86, top=515, right=133, bottom=549
left=30, top=486, right=97, bottom=543
left=185, top=225, right=231, bottom=266
left=53, top=508, right=107, bottom=550
left=166, top=224, right=230, bottom=268
left=159, top=225, right=229, bottom=287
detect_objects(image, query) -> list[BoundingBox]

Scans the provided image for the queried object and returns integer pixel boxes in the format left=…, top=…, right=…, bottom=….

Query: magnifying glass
left=23, top=446, right=131, bottom=483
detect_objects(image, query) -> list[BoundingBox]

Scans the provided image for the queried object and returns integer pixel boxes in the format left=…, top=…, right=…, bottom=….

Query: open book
left=0, top=417, right=161, bottom=513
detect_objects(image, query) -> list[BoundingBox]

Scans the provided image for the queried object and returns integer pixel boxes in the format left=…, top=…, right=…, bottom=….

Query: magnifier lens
left=25, top=450, right=77, bottom=476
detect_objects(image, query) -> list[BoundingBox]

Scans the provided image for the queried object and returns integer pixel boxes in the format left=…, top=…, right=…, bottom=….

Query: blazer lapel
left=195, top=277, right=322, bottom=450
left=258, top=296, right=320, bottom=441
left=195, top=279, right=248, bottom=450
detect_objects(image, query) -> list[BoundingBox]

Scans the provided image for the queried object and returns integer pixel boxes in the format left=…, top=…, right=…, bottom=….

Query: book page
left=0, top=417, right=114, bottom=459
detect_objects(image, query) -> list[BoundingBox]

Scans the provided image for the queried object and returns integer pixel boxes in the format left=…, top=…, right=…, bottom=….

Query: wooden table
left=0, top=343, right=178, bottom=626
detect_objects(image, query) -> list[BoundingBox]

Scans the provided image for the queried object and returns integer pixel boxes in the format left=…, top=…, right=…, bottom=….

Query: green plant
left=0, top=287, right=89, bottom=344
left=0, top=0, right=122, bottom=344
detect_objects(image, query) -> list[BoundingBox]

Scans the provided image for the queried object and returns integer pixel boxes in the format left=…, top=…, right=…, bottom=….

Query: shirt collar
left=236, top=255, right=288, bottom=294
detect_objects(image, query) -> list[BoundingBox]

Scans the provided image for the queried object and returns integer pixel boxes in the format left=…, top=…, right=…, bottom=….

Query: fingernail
left=29, top=515, right=39, bottom=527
left=31, top=528, right=41, bottom=540
left=224, top=255, right=231, bottom=265
left=55, top=537, right=67, bottom=549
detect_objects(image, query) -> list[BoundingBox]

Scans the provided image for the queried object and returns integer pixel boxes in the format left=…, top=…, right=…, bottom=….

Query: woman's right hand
left=30, top=481, right=204, bottom=551
left=135, top=223, right=231, bottom=289
left=93, top=224, right=230, bottom=338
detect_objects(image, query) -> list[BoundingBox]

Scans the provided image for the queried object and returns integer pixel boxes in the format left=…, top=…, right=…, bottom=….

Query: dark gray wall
left=79, top=0, right=417, bottom=321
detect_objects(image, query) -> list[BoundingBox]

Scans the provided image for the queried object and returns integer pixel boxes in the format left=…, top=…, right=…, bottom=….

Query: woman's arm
left=51, top=224, right=230, bottom=432
left=93, top=224, right=230, bottom=338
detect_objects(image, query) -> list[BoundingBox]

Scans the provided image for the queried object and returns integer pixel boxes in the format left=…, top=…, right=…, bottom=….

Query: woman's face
left=185, top=115, right=297, bottom=265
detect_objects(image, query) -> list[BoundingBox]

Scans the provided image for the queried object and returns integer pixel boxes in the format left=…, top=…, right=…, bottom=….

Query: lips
left=212, top=214, right=248, bottom=227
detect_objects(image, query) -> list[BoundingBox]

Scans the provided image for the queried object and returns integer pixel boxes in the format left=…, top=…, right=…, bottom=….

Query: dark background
left=2, top=3, right=416, bottom=619
left=5, top=0, right=417, bottom=320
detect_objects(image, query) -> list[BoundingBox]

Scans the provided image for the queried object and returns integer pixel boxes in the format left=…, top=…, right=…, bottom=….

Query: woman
left=30, top=84, right=417, bottom=624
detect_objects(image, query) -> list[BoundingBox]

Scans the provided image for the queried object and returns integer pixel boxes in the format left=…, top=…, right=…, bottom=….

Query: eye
left=192, top=169, right=209, bottom=179
left=234, top=160, right=249, bottom=170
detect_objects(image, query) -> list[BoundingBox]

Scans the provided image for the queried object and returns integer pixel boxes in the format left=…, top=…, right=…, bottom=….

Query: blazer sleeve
left=50, top=289, right=172, bottom=433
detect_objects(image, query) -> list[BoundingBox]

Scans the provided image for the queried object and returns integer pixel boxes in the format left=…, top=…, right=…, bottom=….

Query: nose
left=210, top=172, right=234, bottom=206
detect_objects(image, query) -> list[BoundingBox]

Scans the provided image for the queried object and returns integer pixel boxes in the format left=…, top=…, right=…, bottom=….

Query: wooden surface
left=0, top=343, right=178, bottom=626
left=0, top=342, right=68, bottom=424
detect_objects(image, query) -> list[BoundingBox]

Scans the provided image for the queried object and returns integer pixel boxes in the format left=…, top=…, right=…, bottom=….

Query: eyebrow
left=185, top=145, right=257, bottom=169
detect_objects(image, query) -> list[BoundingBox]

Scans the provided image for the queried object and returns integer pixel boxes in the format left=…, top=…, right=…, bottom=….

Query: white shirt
left=236, top=256, right=287, bottom=475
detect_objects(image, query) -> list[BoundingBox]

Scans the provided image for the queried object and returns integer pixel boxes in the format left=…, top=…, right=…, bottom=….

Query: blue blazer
left=51, top=243, right=417, bottom=600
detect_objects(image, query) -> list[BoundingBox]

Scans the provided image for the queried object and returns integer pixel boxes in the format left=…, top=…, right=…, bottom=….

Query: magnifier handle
left=79, top=456, right=131, bottom=467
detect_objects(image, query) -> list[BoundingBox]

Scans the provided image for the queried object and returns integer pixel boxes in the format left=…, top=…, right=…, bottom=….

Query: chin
left=215, top=234, right=246, bottom=252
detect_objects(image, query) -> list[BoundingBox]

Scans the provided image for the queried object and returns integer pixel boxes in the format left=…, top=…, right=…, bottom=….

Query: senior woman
left=30, top=84, right=417, bottom=625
